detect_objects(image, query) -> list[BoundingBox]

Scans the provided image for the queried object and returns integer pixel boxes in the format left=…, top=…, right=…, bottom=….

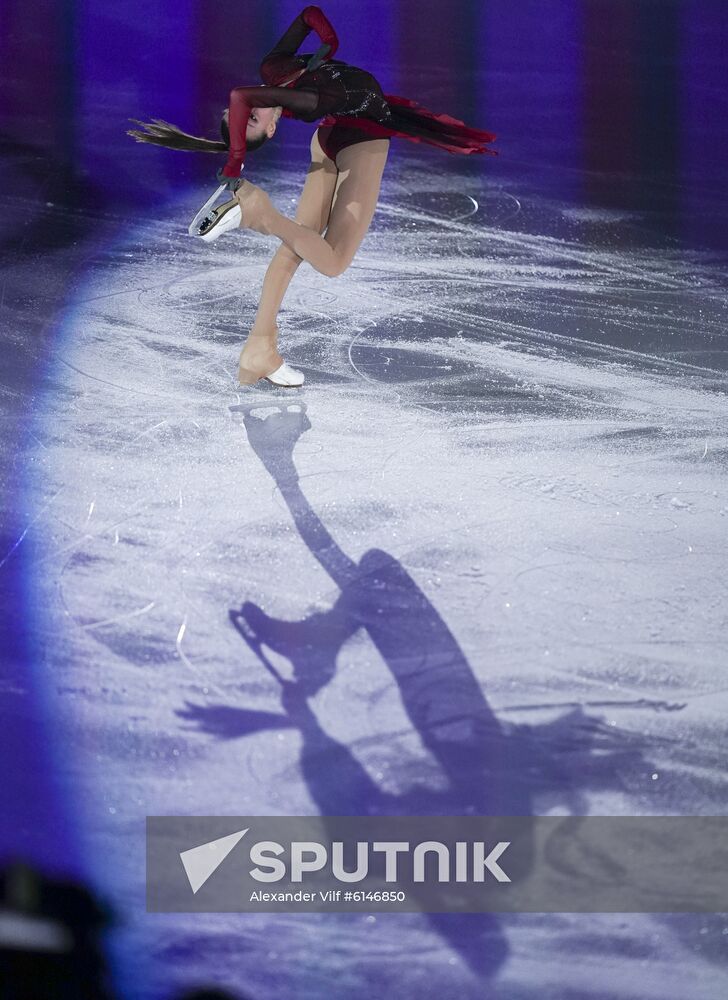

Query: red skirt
left=318, top=93, right=497, bottom=157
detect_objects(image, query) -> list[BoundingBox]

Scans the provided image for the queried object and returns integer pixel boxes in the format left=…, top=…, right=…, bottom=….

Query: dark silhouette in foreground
left=180, top=402, right=652, bottom=980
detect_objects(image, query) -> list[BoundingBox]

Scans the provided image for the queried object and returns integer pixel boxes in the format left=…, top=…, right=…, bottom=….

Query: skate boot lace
left=198, top=209, right=219, bottom=236
left=197, top=198, right=238, bottom=236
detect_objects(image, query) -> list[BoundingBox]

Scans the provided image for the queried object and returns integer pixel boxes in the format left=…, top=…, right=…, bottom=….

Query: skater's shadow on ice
left=178, top=402, right=653, bottom=981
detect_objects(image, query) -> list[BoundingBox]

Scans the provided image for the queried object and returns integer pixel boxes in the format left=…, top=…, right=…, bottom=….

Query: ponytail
left=126, top=118, right=228, bottom=153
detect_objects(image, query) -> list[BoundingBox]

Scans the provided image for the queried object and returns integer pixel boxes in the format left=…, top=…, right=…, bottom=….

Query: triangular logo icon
left=180, top=828, right=249, bottom=894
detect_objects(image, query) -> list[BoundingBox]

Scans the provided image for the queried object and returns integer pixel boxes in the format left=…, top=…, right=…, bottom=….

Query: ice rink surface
left=12, top=156, right=727, bottom=997
left=2, top=0, right=728, bottom=996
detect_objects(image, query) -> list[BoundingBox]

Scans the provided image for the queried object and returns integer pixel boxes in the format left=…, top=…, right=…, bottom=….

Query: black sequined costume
left=222, top=6, right=496, bottom=178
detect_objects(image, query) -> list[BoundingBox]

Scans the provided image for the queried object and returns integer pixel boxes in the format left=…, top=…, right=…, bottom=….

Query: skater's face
left=221, top=107, right=279, bottom=151
left=249, top=106, right=279, bottom=141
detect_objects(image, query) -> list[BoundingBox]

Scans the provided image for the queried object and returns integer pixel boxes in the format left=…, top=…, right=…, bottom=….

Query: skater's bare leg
left=238, top=133, right=338, bottom=384
left=235, top=138, right=390, bottom=279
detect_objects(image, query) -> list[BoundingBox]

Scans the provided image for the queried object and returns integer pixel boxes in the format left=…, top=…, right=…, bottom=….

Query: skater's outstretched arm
left=259, top=6, right=339, bottom=86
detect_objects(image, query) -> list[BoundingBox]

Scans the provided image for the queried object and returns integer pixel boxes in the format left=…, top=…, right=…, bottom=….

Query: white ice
left=22, top=156, right=728, bottom=999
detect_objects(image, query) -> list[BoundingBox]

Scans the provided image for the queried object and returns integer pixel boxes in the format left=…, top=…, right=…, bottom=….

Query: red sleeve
left=302, top=6, right=338, bottom=58
left=259, top=6, right=339, bottom=86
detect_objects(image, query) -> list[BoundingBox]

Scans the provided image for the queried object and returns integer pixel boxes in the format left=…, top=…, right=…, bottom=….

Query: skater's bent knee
left=319, top=263, right=345, bottom=278
left=321, top=255, right=352, bottom=278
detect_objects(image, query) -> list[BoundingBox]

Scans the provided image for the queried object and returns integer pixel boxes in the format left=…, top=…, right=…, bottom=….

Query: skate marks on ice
left=340, top=184, right=727, bottom=414
left=28, top=162, right=728, bottom=998
left=44, top=164, right=728, bottom=422
left=217, top=181, right=728, bottom=444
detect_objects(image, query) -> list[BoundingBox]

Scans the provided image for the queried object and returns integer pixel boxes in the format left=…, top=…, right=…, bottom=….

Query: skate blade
left=187, top=183, right=227, bottom=237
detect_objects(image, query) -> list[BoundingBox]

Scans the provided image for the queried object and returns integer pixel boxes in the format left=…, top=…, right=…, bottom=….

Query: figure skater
left=128, top=6, right=496, bottom=387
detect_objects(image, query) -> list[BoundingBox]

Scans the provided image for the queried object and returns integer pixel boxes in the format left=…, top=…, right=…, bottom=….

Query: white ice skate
left=188, top=181, right=241, bottom=241
left=195, top=198, right=242, bottom=242
left=265, top=362, right=305, bottom=387
left=188, top=182, right=225, bottom=235
left=238, top=360, right=305, bottom=388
